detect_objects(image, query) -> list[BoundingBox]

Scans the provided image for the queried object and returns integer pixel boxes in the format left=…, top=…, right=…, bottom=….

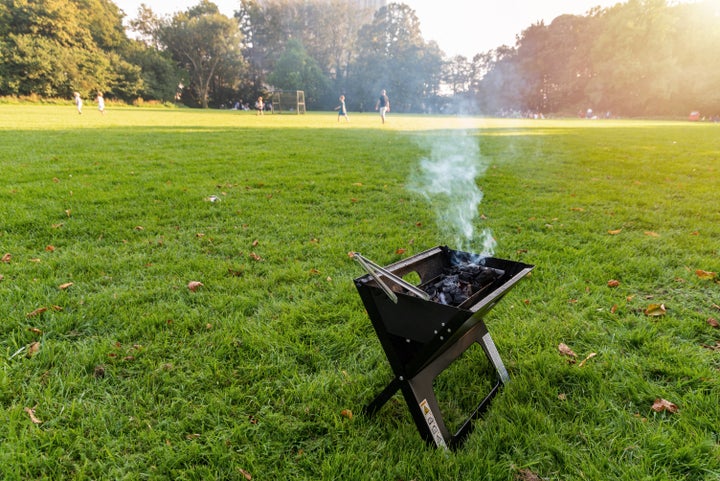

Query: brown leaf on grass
left=1, top=253, right=11, bottom=263
left=249, top=252, right=262, bottom=261
left=516, top=468, right=541, bottom=481
left=707, top=318, right=719, bottom=328
left=610, top=304, right=618, bottom=314
left=45, top=245, right=55, bottom=252
left=340, top=409, right=353, bottom=419
left=27, top=341, right=40, bottom=357
left=644, top=303, right=666, bottom=317
left=0, top=274, right=4, bottom=282
left=134, top=226, right=144, bottom=231
left=701, top=341, right=720, bottom=351
left=607, top=228, right=623, bottom=235
left=644, top=231, right=660, bottom=237
left=558, top=343, right=577, bottom=358
left=570, top=207, right=585, bottom=212
left=607, top=279, right=620, bottom=287
left=187, top=281, right=204, bottom=292
left=52, top=223, right=64, bottom=229
left=239, top=468, right=252, bottom=480
left=309, top=268, right=321, bottom=275
left=185, top=433, right=201, bottom=439
left=29, top=327, right=43, bottom=335
left=27, top=307, right=48, bottom=318
left=395, top=248, right=406, bottom=255
left=58, top=282, right=74, bottom=290
left=651, top=398, right=678, bottom=413
left=65, top=209, right=71, bottom=217
left=578, top=352, right=597, bottom=367
left=251, top=239, right=259, bottom=247
left=695, top=269, right=717, bottom=280
left=24, top=407, right=42, bottom=424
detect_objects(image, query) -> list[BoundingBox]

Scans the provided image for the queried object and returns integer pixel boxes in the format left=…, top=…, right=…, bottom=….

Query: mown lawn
left=1, top=105, right=718, bottom=480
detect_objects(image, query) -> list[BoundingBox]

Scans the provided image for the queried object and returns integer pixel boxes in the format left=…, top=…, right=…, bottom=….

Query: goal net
left=269, top=90, right=306, bottom=114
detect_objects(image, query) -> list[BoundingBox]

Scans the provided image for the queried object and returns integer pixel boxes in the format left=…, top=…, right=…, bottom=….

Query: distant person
left=96, top=92, right=105, bottom=115
left=74, top=92, right=82, bottom=114
left=375, top=89, right=390, bottom=124
left=255, top=96, right=264, bottom=116
left=335, top=95, right=349, bottom=122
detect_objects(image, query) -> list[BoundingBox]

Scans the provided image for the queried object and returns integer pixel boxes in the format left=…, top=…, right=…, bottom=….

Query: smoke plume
left=408, top=130, right=496, bottom=257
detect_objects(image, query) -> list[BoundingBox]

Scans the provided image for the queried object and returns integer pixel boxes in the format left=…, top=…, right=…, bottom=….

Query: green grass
left=1, top=105, right=719, bottom=480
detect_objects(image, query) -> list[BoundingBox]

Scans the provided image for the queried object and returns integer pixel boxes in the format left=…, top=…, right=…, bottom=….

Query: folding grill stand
left=354, top=246, right=533, bottom=449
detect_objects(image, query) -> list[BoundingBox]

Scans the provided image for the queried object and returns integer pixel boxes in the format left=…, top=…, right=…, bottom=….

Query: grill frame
left=354, top=245, right=534, bottom=448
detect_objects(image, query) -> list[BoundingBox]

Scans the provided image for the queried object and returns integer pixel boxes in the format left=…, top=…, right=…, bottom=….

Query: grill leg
left=363, top=377, right=401, bottom=417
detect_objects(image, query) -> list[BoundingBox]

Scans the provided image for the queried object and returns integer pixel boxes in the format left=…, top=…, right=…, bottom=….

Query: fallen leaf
left=352, top=182, right=363, bottom=186
left=27, top=307, right=48, bottom=318
left=58, top=282, right=74, bottom=290
left=695, top=269, right=717, bottom=280
left=29, top=327, right=43, bottom=335
left=0, top=274, right=4, bottom=281
left=578, top=352, right=597, bottom=367
left=395, top=248, right=406, bottom=255
left=1, top=253, right=11, bottom=263
left=239, top=468, right=252, bottom=480
left=309, top=268, right=320, bottom=275
left=65, top=209, right=71, bottom=217
left=187, top=281, right=204, bottom=292
left=134, top=226, right=144, bottom=231
left=516, top=468, right=541, bottom=481
left=27, top=341, right=40, bottom=357
left=610, top=304, right=618, bottom=314
left=644, top=303, right=666, bottom=317
left=45, top=245, right=55, bottom=252
left=558, top=343, right=577, bottom=358
left=185, top=434, right=201, bottom=440
left=608, top=228, right=622, bottom=235
left=701, top=341, right=720, bottom=351
left=251, top=239, right=259, bottom=247
left=570, top=207, right=585, bottom=212
left=607, top=279, right=620, bottom=287
left=644, top=231, right=660, bottom=237
left=249, top=252, right=262, bottom=261
left=24, top=407, right=42, bottom=424
left=52, top=223, right=63, bottom=229
left=707, top=318, right=719, bottom=328
left=558, top=393, right=567, bottom=401
left=651, top=398, right=678, bottom=413
left=340, top=409, right=353, bottom=419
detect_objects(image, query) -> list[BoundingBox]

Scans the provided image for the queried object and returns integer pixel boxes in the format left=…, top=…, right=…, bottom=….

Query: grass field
left=1, top=105, right=719, bottom=480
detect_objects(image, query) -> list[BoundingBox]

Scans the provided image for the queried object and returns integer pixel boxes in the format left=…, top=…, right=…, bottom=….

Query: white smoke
left=408, top=130, right=496, bottom=257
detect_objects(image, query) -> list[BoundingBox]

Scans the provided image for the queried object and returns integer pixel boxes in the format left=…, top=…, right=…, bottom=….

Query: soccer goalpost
left=269, top=90, right=306, bottom=114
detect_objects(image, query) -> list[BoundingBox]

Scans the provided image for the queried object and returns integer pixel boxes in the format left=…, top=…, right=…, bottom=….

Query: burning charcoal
left=422, top=261, right=501, bottom=307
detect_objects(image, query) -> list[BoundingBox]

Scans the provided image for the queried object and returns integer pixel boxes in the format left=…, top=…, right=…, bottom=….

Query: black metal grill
left=354, top=245, right=533, bottom=449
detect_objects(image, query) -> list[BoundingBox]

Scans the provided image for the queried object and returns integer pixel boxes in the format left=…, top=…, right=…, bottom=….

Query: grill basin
left=355, top=245, right=533, bottom=448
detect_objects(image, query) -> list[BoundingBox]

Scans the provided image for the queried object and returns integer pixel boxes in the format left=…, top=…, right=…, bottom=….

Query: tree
left=159, top=0, right=244, bottom=108
left=351, top=3, right=442, bottom=113
left=0, top=0, right=142, bottom=99
left=267, top=39, right=328, bottom=107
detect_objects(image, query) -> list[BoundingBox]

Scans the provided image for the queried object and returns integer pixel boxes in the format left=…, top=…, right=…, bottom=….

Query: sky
left=114, top=0, right=625, bottom=57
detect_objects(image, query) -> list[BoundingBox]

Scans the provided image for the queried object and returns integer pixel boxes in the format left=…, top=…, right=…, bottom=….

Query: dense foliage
left=0, top=0, right=718, bottom=115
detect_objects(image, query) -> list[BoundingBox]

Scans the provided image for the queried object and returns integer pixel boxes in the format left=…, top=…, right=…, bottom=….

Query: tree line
left=1, top=0, right=717, bottom=117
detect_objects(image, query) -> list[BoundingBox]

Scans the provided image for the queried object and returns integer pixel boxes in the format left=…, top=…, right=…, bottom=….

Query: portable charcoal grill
left=353, top=245, right=533, bottom=449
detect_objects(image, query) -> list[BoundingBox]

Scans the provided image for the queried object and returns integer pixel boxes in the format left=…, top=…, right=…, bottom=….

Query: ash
left=423, top=262, right=500, bottom=306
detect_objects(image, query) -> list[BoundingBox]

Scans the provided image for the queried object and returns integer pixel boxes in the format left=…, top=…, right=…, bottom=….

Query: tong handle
left=352, top=252, right=430, bottom=303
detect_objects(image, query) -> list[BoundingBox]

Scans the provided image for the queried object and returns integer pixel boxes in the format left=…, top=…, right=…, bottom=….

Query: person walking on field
left=96, top=92, right=105, bottom=115
left=255, top=96, right=264, bottom=115
left=335, top=95, right=349, bottom=122
left=375, top=89, right=389, bottom=124
left=74, top=92, right=83, bottom=114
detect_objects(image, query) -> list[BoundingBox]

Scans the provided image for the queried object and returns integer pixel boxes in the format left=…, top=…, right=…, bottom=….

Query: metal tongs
left=351, top=252, right=431, bottom=304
